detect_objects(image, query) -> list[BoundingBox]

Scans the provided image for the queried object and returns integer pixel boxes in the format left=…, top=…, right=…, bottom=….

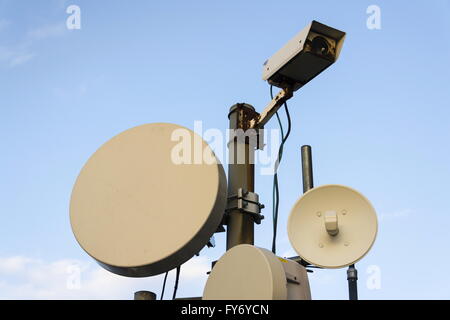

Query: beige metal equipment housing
left=203, top=244, right=311, bottom=300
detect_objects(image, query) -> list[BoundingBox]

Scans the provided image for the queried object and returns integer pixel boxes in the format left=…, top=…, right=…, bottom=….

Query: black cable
left=271, top=86, right=284, bottom=136
left=271, top=85, right=284, bottom=254
left=172, top=265, right=181, bottom=300
left=270, top=85, right=292, bottom=254
left=160, top=271, right=169, bottom=300
left=272, top=166, right=281, bottom=254
left=271, top=86, right=282, bottom=253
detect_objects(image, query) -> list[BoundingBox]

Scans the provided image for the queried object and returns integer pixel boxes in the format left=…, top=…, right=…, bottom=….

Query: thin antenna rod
left=301, top=145, right=314, bottom=193
left=347, top=264, right=358, bottom=300
left=299, top=145, right=314, bottom=269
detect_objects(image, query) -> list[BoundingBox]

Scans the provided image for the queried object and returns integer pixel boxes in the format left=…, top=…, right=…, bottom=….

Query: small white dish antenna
left=287, top=184, right=378, bottom=269
left=70, top=123, right=227, bottom=277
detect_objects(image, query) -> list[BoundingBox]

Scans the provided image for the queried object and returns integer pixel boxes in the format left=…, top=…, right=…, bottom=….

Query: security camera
left=262, top=20, right=346, bottom=91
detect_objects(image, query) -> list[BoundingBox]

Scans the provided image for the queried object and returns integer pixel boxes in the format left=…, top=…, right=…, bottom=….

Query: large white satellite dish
left=287, top=184, right=378, bottom=269
left=70, top=123, right=227, bottom=277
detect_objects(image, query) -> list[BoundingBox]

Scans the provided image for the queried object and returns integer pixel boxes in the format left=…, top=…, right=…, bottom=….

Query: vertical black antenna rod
left=301, top=145, right=314, bottom=192
left=347, top=264, right=358, bottom=300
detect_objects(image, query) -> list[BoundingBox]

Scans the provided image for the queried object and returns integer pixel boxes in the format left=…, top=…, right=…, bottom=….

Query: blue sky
left=0, top=0, right=450, bottom=299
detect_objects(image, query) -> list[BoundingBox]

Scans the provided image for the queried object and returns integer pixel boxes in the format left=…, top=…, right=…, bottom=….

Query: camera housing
left=262, top=20, right=346, bottom=91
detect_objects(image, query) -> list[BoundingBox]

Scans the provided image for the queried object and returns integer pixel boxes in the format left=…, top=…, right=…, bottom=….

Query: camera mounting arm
left=249, top=86, right=294, bottom=130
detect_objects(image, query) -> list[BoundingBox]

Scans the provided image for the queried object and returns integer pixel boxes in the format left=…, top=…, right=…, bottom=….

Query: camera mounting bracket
left=249, top=86, right=294, bottom=130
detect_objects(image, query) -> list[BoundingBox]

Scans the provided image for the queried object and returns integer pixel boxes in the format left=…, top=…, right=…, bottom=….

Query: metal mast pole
left=226, top=103, right=259, bottom=250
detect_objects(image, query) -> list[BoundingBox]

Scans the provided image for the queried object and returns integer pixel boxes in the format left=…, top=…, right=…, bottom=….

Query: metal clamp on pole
left=225, top=188, right=265, bottom=225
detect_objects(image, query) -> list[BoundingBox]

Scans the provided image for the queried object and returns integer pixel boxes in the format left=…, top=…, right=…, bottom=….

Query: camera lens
left=311, top=36, right=329, bottom=55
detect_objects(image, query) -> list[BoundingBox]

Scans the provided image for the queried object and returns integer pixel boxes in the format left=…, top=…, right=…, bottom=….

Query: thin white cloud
left=28, top=23, right=66, bottom=40
left=0, top=255, right=210, bottom=299
left=9, top=52, right=35, bottom=67
left=0, top=256, right=37, bottom=274
left=0, top=21, right=67, bottom=68
left=0, top=45, right=35, bottom=68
